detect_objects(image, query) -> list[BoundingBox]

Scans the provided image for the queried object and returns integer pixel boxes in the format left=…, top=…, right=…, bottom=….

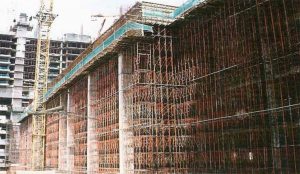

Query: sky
left=0, top=0, right=185, bottom=40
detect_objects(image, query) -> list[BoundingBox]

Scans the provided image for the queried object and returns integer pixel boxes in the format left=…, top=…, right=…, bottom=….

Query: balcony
left=49, top=66, right=60, bottom=70
left=22, top=94, right=31, bottom=100
left=0, top=149, right=8, bottom=158
left=48, top=73, right=58, bottom=78
left=0, top=140, right=8, bottom=145
left=0, top=39, right=13, bottom=43
left=0, top=163, right=8, bottom=168
left=0, top=130, right=6, bottom=135
left=0, top=47, right=13, bottom=51
left=21, top=100, right=29, bottom=104
left=0, top=74, right=10, bottom=80
left=0, top=54, right=11, bottom=58
left=0, top=120, right=8, bottom=124
left=0, top=60, right=10, bottom=65
left=50, top=53, right=61, bottom=57
left=0, top=116, right=8, bottom=124
left=64, top=53, right=80, bottom=56
left=0, top=105, right=8, bottom=112
left=0, top=82, right=9, bottom=87
left=0, top=67, right=9, bottom=72
left=50, top=59, right=60, bottom=63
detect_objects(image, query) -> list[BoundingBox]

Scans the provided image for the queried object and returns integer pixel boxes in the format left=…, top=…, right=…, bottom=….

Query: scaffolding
left=18, top=0, right=300, bottom=173
left=45, top=96, right=61, bottom=170
left=45, top=113, right=59, bottom=169
left=119, top=27, right=196, bottom=173
left=167, top=0, right=300, bottom=172
left=89, top=57, right=119, bottom=173
left=18, top=117, right=32, bottom=170
left=7, top=121, right=21, bottom=170
left=67, top=77, right=88, bottom=173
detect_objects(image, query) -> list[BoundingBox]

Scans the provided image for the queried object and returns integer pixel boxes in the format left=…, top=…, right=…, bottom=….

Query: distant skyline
left=0, top=0, right=185, bottom=39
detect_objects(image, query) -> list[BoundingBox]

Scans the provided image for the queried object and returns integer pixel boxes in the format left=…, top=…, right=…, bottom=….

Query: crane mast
left=32, top=0, right=56, bottom=170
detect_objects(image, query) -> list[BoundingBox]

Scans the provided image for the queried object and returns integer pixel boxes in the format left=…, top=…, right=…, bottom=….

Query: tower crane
left=32, top=0, right=56, bottom=170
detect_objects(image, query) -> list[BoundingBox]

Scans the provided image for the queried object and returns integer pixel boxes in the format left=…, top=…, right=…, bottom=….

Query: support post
left=66, top=89, right=74, bottom=174
left=87, top=74, right=91, bottom=173
left=118, top=53, right=134, bottom=174
left=87, top=74, right=97, bottom=173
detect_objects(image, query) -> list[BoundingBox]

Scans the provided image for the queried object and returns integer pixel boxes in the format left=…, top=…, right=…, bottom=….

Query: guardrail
left=142, top=0, right=203, bottom=19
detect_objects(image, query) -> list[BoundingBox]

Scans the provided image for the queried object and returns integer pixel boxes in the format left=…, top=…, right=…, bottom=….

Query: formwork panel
left=69, top=77, right=88, bottom=174
left=45, top=96, right=61, bottom=170
left=19, top=117, right=32, bottom=170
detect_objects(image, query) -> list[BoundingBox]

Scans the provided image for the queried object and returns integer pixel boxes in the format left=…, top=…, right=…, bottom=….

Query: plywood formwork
left=45, top=113, right=59, bottom=169
left=7, top=123, right=20, bottom=167
left=44, top=92, right=68, bottom=173
left=68, top=77, right=88, bottom=173
left=18, top=117, right=32, bottom=170
left=58, top=91, right=68, bottom=172
left=89, top=58, right=119, bottom=174
left=169, top=0, right=300, bottom=172
left=45, top=96, right=61, bottom=170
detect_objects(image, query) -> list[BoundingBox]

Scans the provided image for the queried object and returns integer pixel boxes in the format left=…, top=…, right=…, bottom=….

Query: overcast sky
left=0, top=0, right=185, bottom=40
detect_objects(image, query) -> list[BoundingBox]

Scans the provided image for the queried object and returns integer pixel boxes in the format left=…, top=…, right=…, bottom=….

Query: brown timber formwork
left=69, top=77, right=88, bottom=173
left=45, top=113, right=59, bottom=169
left=18, top=117, right=32, bottom=170
left=170, top=0, right=300, bottom=173
left=90, top=57, right=119, bottom=173
left=121, top=26, right=197, bottom=173
left=45, top=96, right=61, bottom=170
left=44, top=91, right=68, bottom=172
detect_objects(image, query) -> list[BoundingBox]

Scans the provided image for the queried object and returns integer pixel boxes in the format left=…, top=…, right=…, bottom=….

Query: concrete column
left=58, top=95, right=62, bottom=170
left=66, top=89, right=74, bottom=174
left=87, top=74, right=97, bottom=173
left=118, top=53, right=134, bottom=174
left=58, top=93, right=68, bottom=171
left=58, top=113, right=66, bottom=171
left=87, top=74, right=91, bottom=173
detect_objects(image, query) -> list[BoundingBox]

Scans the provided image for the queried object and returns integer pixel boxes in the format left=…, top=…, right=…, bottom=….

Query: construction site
left=0, top=0, right=300, bottom=173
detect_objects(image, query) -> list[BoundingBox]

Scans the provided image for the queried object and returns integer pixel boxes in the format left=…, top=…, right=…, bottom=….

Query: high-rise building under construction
left=0, top=13, right=91, bottom=170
